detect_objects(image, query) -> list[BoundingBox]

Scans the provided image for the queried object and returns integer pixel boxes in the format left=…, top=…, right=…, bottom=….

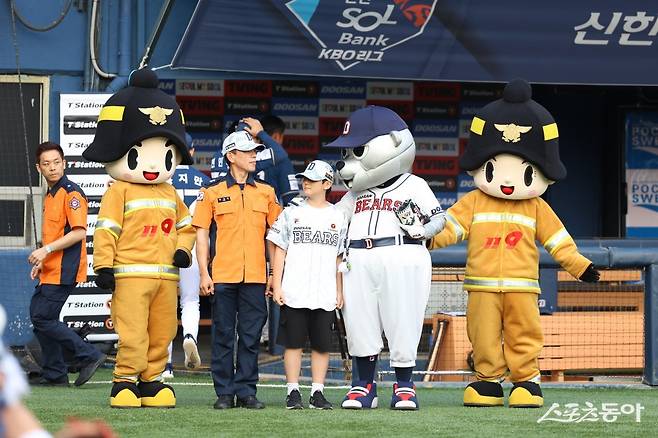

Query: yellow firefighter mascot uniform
left=83, top=68, right=195, bottom=408
left=430, top=79, right=600, bottom=408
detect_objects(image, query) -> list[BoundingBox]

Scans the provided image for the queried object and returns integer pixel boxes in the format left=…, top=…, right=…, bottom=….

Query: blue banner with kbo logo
left=172, top=0, right=658, bottom=85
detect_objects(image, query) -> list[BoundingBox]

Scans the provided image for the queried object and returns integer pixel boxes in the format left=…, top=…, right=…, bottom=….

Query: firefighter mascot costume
left=83, top=68, right=195, bottom=408
left=430, top=79, right=600, bottom=408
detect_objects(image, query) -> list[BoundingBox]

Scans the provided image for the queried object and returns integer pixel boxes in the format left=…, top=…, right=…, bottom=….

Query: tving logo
left=280, top=0, right=436, bottom=71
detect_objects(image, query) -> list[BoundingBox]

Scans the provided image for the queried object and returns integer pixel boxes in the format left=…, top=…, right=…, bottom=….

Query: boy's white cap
left=295, top=160, right=334, bottom=183
left=222, top=131, right=265, bottom=155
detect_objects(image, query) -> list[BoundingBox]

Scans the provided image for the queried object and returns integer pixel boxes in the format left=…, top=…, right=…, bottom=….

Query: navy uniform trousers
left=211, top=283, right=267, bottom=399
left=29, top=284, right=100, bottom=381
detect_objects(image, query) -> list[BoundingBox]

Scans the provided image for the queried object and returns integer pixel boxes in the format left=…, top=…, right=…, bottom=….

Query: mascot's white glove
left=395, top=199, right=426, bottom=240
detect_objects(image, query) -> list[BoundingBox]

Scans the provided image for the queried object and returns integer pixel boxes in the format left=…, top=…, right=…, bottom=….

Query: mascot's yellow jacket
left=94, top=180, right=195, bottom=278
left=430, top=189, right=591, bottom=292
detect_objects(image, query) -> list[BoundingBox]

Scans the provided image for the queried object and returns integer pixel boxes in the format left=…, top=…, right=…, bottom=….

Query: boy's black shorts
left=276, top=305, right=335, bottom=353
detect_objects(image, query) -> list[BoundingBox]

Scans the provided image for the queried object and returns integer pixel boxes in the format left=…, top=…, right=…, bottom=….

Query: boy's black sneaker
left=286, top=389, right=303, bottom=410
left=309, top=390, right=333, bottom=410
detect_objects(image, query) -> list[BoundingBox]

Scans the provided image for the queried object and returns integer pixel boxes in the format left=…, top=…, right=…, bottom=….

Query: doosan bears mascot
left=83, top=68, right=196, bottom=408
left=327, top=106, right=446, bottom=410
left=430, top=79, right=600, bottom=408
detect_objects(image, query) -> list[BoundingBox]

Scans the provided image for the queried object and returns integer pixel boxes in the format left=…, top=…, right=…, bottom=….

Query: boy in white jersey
left=267, top=160, right=347, bottom=410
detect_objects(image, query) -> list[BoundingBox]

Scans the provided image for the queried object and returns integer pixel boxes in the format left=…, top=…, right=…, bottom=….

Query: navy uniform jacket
left=172, top=165, right=210, bottom=212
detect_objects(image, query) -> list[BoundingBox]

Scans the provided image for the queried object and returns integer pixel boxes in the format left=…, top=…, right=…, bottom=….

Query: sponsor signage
left=626, top=111, right=658, bottom=237
left=272, top=80, right=319, bottom=98
left=176, top=79, right=224, bottom=96
left=176, top=96, right=224, bottom=116
left=413, top=157, right=459, bottom=176
left=60, top=94, right=118, bottom=341
left=271, top=98, right=319, bottom=116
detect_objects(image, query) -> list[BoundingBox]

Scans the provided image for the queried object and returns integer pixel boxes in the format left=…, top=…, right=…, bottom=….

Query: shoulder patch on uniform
left=196, top=191, right=204, bottom=202
left=69, top=196, right=81, bottom=210
left=254, top=177, right=273, bottom=187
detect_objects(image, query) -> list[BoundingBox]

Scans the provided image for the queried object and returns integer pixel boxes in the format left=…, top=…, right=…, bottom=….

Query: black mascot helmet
left=83, top=68, right=192, bottom=165
left=460, top=79, right=566, bottom=181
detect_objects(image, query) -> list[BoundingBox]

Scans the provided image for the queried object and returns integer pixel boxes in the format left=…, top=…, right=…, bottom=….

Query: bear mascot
left=326, top=105, right=446, bottom=410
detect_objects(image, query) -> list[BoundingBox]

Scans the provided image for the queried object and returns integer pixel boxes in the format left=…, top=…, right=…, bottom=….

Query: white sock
left=287, top=382, right=300, bottom=395
left=311, top=383, right=324, bottom=394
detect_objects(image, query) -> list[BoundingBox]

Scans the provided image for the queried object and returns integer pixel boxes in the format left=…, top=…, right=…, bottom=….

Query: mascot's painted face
left=469, top=153, right=553, bottom=200
left=105, top=136, right=180, bottom=184
left=337, top=129, right=415, bottom=192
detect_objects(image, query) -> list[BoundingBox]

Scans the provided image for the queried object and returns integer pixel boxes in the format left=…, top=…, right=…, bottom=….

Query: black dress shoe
left=75, top=354, right=107, bottom=386
left=35, top=376, right=70, bottom=387
left=236, top=395, right=265, bottom=409
left=214, top=395, right=235, bottom=409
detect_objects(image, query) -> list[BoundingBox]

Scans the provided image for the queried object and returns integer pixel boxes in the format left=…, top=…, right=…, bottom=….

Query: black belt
left=348, top=236, right=422, bottom=249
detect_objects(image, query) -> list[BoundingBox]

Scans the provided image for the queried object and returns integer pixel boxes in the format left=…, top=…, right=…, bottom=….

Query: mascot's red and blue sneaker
left=390, top=381, right=418, bottom=410
left=463, top=381, right=504, bottom=407
left=110, top=381, right=141, bottom=409
left=138, top=380, right=176, bottom=408
left=508, top=381, right=543, bottom=408
left=341, top=381, right=378, bottom=409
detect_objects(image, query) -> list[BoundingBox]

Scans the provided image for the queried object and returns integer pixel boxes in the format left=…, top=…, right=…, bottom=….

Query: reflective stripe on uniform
left=113, top=264, right=179, bottom=279
left=176, top=215, right=192, bottom=229
left=95, top=218, right=122, bottom=239
left=472, top=212, right=536, bottom=230
left=463, top=276, right=540, bottom=291
left=446, top=213, right=466, bottom=241
left=124, top=199, right=177, bottom=216
left=543, top=228, right=571, bottom=255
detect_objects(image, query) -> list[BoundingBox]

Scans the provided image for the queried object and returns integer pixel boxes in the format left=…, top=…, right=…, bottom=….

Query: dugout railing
left=428, top=240, right=658, bottom=386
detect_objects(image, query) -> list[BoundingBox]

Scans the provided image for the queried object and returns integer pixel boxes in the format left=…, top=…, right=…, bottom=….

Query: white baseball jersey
left=336, top=173, right=442, bottom=368
left=337, top=173, right=443, bottom=240
left=267, top=202, right=348, bottom=311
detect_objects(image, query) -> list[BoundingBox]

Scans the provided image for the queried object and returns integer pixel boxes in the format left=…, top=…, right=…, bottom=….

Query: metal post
left=643, top=264, right=658, bottom=385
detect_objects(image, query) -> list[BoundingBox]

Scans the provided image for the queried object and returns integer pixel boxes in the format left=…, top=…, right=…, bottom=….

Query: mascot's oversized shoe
left=508, top=381, right=543, bottom=408
left=463, top=381, right=504, bottom=407
left=342, top=381, right=378, bottom=409
left=110, top=382, right=141, bottom=409
left=139, top=381, right=176, bottom=408
left=390, top=381, right=419, bottom=410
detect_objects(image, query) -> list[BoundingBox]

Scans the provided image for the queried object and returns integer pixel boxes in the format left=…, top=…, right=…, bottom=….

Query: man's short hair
left=35, top=142, right=64, bottom=162
left=260, top=115, right=286, bottom=136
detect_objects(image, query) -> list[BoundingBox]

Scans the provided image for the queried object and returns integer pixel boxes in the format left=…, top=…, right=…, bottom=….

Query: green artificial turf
left=25, top=369, right=657, bottom=437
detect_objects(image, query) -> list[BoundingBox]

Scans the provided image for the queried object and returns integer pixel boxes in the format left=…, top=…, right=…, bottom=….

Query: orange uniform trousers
left=111, top=277, right=178, bottom=383
left=466, top=291, right=543, bottom=383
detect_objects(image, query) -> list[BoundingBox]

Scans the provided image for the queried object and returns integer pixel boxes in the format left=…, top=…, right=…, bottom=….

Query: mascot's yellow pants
left=466, top=291, right=543, bottom=383
left=111, top=277, right=178, bottom=383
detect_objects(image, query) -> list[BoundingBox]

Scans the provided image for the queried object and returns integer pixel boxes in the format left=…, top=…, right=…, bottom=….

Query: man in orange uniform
left=194, top=130, right=281, bottom=410
left=83, top=68, right=195, bottom=408
left=28, top=141, right=105, bottom=387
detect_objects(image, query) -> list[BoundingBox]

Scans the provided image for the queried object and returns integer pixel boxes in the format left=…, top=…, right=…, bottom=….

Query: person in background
left=163, top=134, right=209, bottom=379
left=211, top=115, right=298, bottom=205
left=28, top=142, right=105, bottom=388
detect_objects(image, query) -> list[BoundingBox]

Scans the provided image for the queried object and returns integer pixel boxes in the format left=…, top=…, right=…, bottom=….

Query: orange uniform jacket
left=430, top=189, right=591, bottom=293
left=93, top=180, right=195, bottom=280
left=193, top=174, right=281, bottom=284
left=40, top=176, right=87, bottom=285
